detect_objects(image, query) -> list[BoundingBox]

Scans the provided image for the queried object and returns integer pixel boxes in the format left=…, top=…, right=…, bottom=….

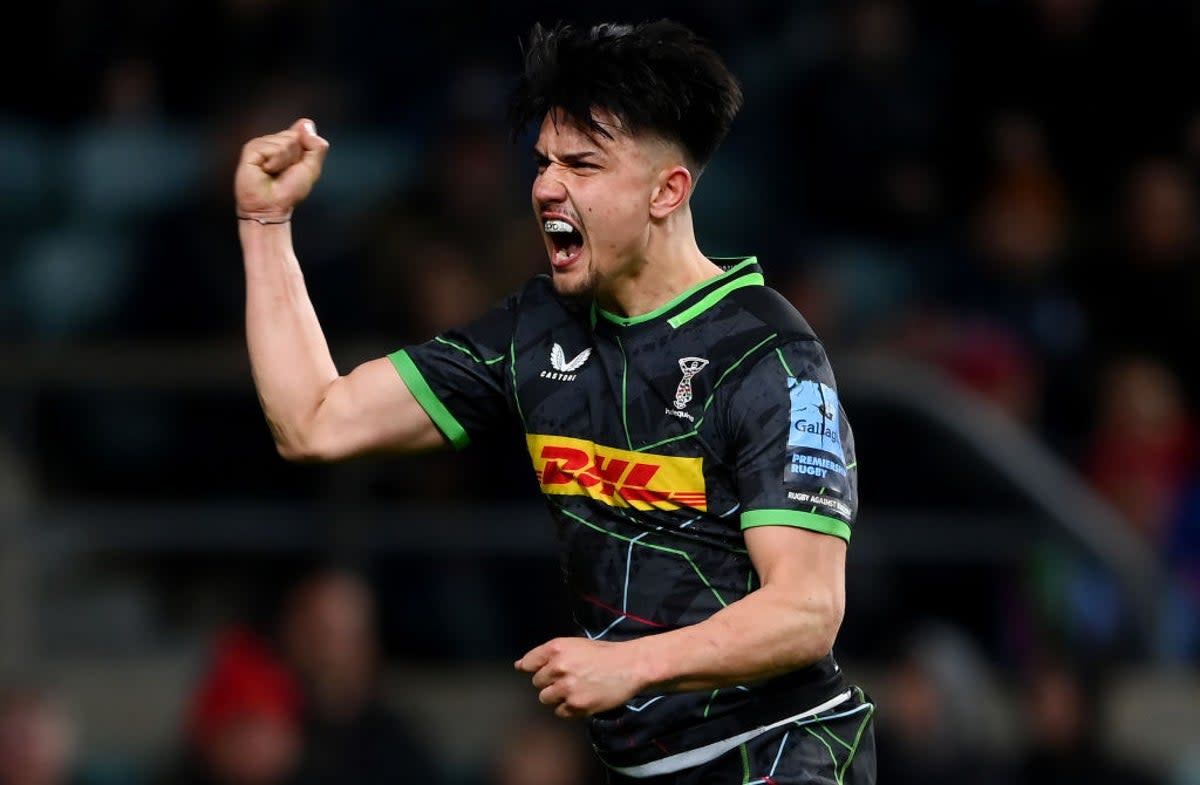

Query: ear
left=649, top=165, right=693, bottom=219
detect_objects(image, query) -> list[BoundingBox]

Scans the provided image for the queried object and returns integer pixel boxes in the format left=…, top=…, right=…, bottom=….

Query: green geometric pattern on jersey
left=392, top=258, right=857, bottom=769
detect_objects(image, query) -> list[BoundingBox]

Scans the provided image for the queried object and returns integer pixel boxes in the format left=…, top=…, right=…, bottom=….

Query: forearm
left=241, top=221, right=339, bottom=455
left=628, top=583, right=841, bottom=693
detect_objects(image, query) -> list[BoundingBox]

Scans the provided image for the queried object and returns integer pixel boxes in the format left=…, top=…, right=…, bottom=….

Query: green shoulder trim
left=387, top=349, right=470, bottom=449
left=740, top=509, right=851, bottom=542
left=667, top=271, right=763, bottom=328
left=594, top=257, right=759, bottom=326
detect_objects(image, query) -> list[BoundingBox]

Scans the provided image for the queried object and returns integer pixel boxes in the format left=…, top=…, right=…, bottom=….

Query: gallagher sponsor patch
left=787, top=378, right=845, bottom=461
left=784, top=378, right=850, bottom=500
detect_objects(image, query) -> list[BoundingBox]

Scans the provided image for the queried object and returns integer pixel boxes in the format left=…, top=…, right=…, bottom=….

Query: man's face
left=281, top=575, right=375, bottom=690
left=0, top=700, right=74, bottom=785
left=207, top=715, right=299, bottom=785
left=531, top=109, right=666, bottom=298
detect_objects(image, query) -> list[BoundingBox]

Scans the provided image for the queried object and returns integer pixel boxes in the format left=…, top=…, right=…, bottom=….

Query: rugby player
left=235, top=19, right=875, bottom=784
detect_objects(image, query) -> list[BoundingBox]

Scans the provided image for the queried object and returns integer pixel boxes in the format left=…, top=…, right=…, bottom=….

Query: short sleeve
left=726, top=340, right=858, bottom=541
left=388, top=293, right=518, bottom=450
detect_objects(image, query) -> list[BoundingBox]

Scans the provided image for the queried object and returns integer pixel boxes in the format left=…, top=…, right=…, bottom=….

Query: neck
left=596, top=210, right=724, bottom=317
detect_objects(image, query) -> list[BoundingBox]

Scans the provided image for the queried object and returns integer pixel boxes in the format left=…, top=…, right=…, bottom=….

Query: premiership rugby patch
left=784, top=378, right=850, bottom=500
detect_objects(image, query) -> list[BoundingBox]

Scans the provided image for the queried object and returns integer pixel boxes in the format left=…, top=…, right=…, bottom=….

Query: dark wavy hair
left=509, top=20, right=744, bottom=172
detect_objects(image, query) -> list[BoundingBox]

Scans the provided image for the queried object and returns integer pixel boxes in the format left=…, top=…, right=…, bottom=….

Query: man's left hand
left=515, top=637, right=647, bottom=718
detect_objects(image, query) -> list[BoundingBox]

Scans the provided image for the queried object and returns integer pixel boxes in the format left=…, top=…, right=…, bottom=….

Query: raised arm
left=236, top=118, right=446, bottom=461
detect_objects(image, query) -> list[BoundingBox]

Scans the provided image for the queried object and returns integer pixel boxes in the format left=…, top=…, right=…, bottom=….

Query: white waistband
left=603, top=688, right=853, bottom=779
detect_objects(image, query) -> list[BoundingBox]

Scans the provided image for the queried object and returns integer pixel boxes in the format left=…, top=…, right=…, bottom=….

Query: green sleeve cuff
left=740, top=509, right=851, bottom=542
left=388, top=349, right=470, bottom=450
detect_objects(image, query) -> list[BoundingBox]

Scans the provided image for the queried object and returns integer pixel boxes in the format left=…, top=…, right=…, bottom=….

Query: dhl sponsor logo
left=527, top=434, right=707, bottom=511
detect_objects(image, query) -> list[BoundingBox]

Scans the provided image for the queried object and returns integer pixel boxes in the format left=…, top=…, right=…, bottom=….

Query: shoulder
left=711, top=283, right=842, bottom=396
left=724, top=283, right=818, bottom=343
left=702, top=283, right=823, bottom=380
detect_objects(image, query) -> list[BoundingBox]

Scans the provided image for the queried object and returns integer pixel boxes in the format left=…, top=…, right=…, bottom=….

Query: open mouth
left=544, top=218, right=584, bottom=267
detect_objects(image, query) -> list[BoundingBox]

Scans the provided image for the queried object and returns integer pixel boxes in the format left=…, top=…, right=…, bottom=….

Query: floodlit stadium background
left=3, top=2, right=1199, bottom=784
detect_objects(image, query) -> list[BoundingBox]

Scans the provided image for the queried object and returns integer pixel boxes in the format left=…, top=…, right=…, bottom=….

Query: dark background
left=1, top=2, right=1199, bottom=785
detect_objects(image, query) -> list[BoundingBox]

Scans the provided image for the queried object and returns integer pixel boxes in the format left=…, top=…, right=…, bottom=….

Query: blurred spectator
left=938, top=319, right=1043, bottom=429
left=359, top=116, right=541, bottom=342
left=157, top=626, right=301, bottom=785
left=277, top=568, right=439, bottom=785
left=780, top=0, right=949, bottom=241
left=970, top=117, right=1071, bottom=291
left=949, top=115, right=1090, bottom=443
left=1082, top=355, right=1197, bottom=659
left=1079, top=159, right=1200, bottom=410
left=1084, top=356, right=1197, bottom=543
left=477, top=711, right=603, bottom=785
left=1020, top=544, right=1132, bottom=664
left=957, top=0, right=1196, bottom=210
left=0, top=684, right=86, bottom=785
left=775, top=241, right=917, bottom=357
left=879, top=305, right=1046, bottom=431
left=1016, top=655, right=1162, bottom=785
left=873, top=624, right=1010, bottom=785
left=1157, top=470, right=1200, bottom=662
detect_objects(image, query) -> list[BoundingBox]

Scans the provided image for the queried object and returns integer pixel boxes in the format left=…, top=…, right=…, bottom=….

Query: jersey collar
left=590, top=257, right=764, bottom=330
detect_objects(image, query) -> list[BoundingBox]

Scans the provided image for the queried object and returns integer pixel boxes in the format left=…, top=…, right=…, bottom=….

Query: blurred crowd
left=0, top=569, right=1188, bottom=785
left=0, top=567, right=606, bottom=785
left=3, top=0, right=1200, bottom=783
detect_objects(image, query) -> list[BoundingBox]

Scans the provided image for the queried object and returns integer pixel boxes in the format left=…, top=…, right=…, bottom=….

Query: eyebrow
left=533, top=148, right=601, bottom=164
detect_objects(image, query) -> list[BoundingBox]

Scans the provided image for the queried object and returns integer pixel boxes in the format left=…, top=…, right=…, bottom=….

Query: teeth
left=544, top=219, right=574, bottom=233
left=556, top=248, right=572, bottom=261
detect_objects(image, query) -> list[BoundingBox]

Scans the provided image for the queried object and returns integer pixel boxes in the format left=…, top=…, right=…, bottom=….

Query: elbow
left=793, top=592, right=845, bottom=665
left=809, top=616, right=842, bottom=663
left=276, top=439, right=320, bottom=463
left=272, top=424, right=338, bottom=463
left=266, top=401, right=346, bottom=463
left=275, top=434, right=342, bottom=463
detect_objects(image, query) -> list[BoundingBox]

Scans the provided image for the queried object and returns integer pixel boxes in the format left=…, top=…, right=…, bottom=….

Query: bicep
left=309, top=356, right=448, bottom=460
left=745, top=526, right=846, bottom=611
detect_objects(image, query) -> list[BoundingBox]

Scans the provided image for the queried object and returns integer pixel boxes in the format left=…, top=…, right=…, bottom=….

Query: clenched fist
left=515, top=637, right=648, bottom=719
left=235, top=117, right=330, bottom=222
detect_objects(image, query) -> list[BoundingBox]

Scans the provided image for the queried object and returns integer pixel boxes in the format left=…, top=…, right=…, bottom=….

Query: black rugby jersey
left=389, top=258, right=859, bottom=772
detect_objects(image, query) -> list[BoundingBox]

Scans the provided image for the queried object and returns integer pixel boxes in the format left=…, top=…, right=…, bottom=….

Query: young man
left=236, top=20, right=875, bottom=784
